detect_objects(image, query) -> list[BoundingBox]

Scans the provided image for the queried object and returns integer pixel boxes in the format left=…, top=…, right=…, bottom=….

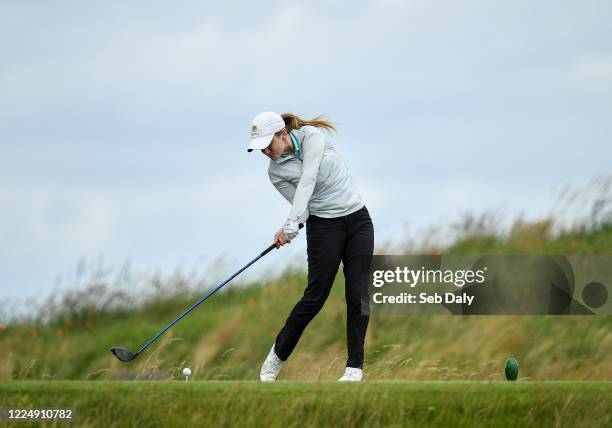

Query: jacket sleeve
left=287, top=128, right=325, bottom=224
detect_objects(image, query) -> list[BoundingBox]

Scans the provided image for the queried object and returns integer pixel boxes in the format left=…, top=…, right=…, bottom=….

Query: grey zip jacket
left=268, top=125, right=364, bottom=238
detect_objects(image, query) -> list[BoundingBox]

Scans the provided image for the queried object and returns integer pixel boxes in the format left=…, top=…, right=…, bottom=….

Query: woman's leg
left=274, top=216, right=347, bottom=361
left=342, top=207, right=374, bottom=369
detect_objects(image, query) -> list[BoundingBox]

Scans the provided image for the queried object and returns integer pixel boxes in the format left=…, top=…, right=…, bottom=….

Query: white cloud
left=570, top=53, right=612, bottom=85
left=1, top=0, right=611, bottom=303
left=375, top=0, right=417, bottom=10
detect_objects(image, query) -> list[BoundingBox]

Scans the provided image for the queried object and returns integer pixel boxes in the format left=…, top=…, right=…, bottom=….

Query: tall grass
left=0, top=177, right=610, bottom=381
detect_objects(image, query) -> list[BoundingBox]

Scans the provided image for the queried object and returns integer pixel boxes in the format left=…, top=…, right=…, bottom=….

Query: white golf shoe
left=259, top=345, right=284, bottom=382
left=339, top=367, right=363, bottom=381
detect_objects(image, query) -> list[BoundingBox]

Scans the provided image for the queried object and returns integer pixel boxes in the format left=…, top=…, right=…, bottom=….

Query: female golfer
left=247, top=111, right=374, bottom=382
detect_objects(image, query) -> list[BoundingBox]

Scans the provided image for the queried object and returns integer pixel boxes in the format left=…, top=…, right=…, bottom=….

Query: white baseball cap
left=247, top=111, right=286, bottom=152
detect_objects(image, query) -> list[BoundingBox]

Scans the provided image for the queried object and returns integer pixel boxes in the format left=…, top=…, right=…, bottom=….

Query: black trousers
left=274, top=206, right=374, bottom=369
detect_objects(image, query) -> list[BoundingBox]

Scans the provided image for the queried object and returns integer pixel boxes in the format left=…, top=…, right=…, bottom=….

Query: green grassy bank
left=1, top=221, right=610, bottom=382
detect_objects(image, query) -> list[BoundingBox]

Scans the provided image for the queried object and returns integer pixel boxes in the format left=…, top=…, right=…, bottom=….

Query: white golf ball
left=183, top=367, right=191, bottom=377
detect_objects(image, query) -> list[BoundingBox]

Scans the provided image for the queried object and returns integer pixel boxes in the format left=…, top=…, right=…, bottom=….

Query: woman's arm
left=267, top=177, right=307, bottom=248
left=285, top=129, right=326, bottom=231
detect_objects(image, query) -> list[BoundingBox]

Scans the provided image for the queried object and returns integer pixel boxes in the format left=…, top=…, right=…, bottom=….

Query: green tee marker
left=505, top=357, right=519, bottom=381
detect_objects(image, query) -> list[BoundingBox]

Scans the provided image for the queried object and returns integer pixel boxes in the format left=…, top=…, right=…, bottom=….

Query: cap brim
left=247, top=134, right=274, bottom=152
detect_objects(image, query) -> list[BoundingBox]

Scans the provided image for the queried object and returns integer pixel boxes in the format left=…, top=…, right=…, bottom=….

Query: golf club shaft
left=136, top=224, right=303, bottom=355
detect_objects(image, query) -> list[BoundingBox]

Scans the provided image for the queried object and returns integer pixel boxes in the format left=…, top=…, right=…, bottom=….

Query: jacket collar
left=274, top=128, right=305, bottom=164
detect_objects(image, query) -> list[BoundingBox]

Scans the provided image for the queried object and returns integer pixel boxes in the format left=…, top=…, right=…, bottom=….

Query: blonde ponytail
left=281, top=113, right=337, bottom=134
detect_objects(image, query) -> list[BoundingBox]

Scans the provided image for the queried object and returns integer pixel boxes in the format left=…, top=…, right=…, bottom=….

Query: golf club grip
left=260, top=223, right=304, bottom=256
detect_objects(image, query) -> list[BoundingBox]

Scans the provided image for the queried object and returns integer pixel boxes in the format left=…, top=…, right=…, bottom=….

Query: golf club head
left=110, top=347, right=139, bottom=362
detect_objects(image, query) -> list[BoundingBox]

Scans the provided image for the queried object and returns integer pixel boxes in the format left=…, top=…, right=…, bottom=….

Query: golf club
left=110, top=224, right=303, bottom=362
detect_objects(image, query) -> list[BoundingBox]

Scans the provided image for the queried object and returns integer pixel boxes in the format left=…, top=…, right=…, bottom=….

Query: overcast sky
left=1, top=0, right=611, bottom=308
